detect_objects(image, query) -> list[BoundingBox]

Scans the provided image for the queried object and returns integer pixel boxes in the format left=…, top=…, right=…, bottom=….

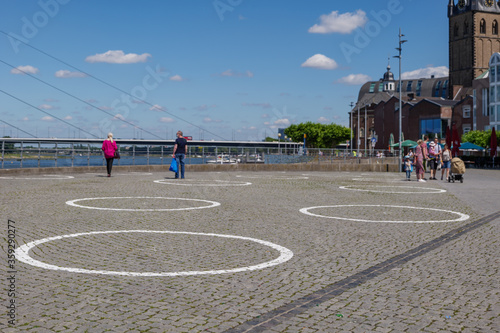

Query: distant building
left=350, top=1, right=500, bottom=151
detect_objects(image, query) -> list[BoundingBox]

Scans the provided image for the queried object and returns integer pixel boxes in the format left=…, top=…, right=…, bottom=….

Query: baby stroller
left=449, top=157, right=465, bottom=183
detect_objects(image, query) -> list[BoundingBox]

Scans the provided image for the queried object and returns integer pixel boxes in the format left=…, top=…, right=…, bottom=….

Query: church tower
left=449, top=0, right=500, bottom=94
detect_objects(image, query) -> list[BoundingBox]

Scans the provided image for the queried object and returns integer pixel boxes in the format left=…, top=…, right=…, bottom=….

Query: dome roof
left=383, top=64, right=395, bottom=82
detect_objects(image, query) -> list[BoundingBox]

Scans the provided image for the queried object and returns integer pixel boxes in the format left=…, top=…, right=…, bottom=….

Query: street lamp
left=357, top=102, right=360, bottom=157
left=278, top=132, right=281, bottom=155
left=285, top=135, right=288, bottom=155
left=394, top=27, right=407, bottom=172
left=364, top=104, right=368, bottom=156
left=349, top=102, right=354, bottom=155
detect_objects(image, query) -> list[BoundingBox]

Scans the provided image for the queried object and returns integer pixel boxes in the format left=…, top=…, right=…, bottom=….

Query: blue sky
left=0, top=0, right=449, bottom=141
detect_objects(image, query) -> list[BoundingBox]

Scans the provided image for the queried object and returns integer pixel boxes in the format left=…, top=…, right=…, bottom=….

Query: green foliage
left=263, top=137, right=277, bottom=142
left=2, top=136, right=14, bottom=150
left=284, top=122, right=351, bottom=148
left=461, top=130, right=491, bottom=148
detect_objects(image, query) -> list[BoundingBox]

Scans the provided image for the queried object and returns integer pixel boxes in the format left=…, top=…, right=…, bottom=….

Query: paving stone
left=0, top=170, right=498, bottom=332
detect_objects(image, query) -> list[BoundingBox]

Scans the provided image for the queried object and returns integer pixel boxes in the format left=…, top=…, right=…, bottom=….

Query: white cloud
left=11, top=65, right=39, bottom=75
left=308, top=10, right=367, bottom=34
left=41, top=116, right=54, bottom=121
left=301, top=54, right=338, bottom=70
left=169, top=75, right=185, bottom=81
left=39, top=104, right=55, bottom=110
left=218, top=69, right=254, bottom=78
left=113, top=114, right=125, bottom=120
left=150, top=104, right=166, bottom=111
left=274, top=118, right=291, bottom=126
left=336, top=74, right=372, bottom=85
left=85, top=50, right=152, bottom=64
left=160, top=117, right=175, bottom=123
left=22, top=117, right=29, bottom=121
left=203, top=117, right=223, bottom=123
left=318, top=117, right=329, bottom=123
left=55, top=70, right=87, bottom=78
left=401, top=66, right=449, bottom=79
left=64, top=115, right=73, bottom=120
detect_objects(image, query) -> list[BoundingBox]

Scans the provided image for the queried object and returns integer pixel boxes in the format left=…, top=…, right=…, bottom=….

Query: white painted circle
left=236, top=175, right=309, bottom=180
left=66, top=197, right=220, bottom=211
left=339, top=185, right=446, bottom=194
left=0, top=175, right=74, bottom=180
left=352, top=178, right=399, bottom=182
left=15, top=230, right=294, bottom=276
left=299, top=205, right=469, bottom=223
left=154, top=179, right=252, bottom=187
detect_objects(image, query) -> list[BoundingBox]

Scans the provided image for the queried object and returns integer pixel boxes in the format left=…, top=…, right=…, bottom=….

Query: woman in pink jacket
left=102, top=133, right=117, bottom=177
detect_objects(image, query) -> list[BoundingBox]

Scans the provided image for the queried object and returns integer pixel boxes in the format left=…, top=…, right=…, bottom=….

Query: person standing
left=441, top=144, right=452, bottom=181
left=404, top=156, right=413, bottom=181
left=172, top=131, right=187, bottom=179
left=414, top=139, right=426, bottom=182
left=423, top=135, right=429, bottom=178
left=102, top=132, right=117, bottom=177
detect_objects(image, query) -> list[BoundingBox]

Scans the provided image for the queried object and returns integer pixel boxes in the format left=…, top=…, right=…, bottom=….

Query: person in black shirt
left=172, top=131, right=187, bottom=179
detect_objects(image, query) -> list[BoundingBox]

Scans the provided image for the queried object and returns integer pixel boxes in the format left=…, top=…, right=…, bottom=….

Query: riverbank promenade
left=1, top=168, right=499, bottom=332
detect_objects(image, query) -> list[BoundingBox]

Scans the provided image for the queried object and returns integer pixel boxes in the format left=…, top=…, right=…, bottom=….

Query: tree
left=461, top=130, right=491, bottom=148
left=284, top=122, right=350, bottom=148
left=2, top=136, right=14, bottom=150
left=263, top=137, right=277, bottom=142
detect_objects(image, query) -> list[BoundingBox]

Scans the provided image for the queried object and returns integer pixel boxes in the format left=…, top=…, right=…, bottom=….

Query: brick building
left=350, top=1, right=500, bottom=151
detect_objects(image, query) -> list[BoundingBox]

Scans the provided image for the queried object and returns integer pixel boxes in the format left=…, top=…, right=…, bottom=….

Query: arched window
left=493, top=20, right=498, bottom=35
left=480, top=19, right=486, bottom=34
left=464, top=20, right=469, bottom=35
left=454, top=23, right=459, bottom=38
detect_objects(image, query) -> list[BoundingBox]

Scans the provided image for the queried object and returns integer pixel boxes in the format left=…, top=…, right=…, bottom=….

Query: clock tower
left=448, top=0, right=500, bottom=94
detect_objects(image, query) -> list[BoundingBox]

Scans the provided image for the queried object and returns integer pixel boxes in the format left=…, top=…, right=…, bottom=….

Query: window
left=369, top=83, right=376, bottom=93
left=490, top=86, right=495, bottom=104
left=419, top=119, right=445, bottom=138
left=406, top=81, right=413, bottom=91
left=463, top=105, right=471, bottom=118
left=463, top=125, right=471, bottom=134
left=396, top=82, right=400, bottom=93
left=416, top=80, right=423, bottom=97
left=480, top=19, right=486, bottom=34
left=442, top=80, right=448, bottom=98
left=464, top=20, right=469, bottom=35
left=435, top=81, right=442, bottom=97
left=379, top=82, right=384, bottom=92
left=491, top=66, right=496, bottom=82
left=494, top=20, right=499, bottom=35
left=454, top=23, right=459, bottom=38
left=491, top=106, right=496, bottom=122
left=483, top=89, right=489, bottom=116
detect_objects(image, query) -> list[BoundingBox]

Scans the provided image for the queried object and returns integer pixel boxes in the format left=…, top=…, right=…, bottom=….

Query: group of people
left=101, top=131, right=188, bottom=178
left=404, top=136, right=452, bottom=182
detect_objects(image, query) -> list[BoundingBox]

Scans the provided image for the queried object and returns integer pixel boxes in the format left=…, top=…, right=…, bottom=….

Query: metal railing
left=1, top=139, right=399, bottom=169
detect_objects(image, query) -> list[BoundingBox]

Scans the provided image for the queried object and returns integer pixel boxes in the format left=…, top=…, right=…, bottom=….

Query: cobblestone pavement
left=1, top=169, right=498, bottom=332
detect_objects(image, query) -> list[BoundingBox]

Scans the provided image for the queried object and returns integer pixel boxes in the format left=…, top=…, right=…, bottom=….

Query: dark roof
left=358, top=76, right=449, bottom=102
left=411, top=98, right=459, bottom=108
